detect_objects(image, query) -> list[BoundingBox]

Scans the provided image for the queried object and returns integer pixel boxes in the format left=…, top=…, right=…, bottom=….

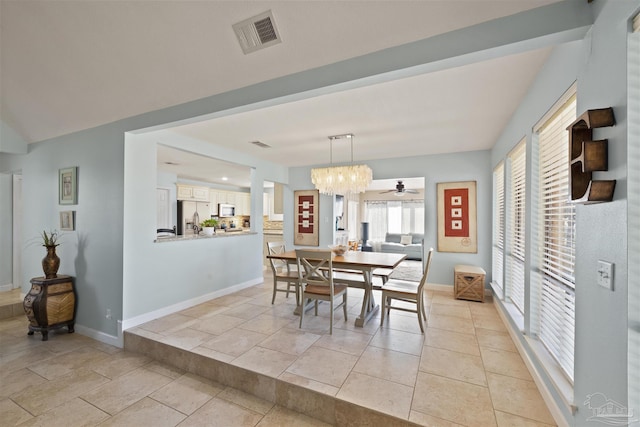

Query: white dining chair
left=267, top=241, right=299, bottom=304
left=380, top=247, right=434, bottom=333
left=296, top=249, right=347, bottom=334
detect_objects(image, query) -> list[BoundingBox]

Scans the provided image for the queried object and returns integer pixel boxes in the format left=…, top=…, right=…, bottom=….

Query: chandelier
left=311, top=134, right=373, bottom=195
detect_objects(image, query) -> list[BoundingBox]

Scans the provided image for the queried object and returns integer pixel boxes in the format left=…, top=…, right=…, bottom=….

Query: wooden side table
left=23, top=275, right=76, bottom=341
left=454, top=265, right=486, bottom=302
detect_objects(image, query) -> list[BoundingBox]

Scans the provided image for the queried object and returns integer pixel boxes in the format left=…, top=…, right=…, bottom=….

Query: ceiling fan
left=380, top=180, right=420, bottom=196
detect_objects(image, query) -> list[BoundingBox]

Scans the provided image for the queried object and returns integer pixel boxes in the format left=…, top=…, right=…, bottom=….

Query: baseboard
left=121, top=276, right=263, bottom=331
left=75, top=321, right=123, bottom=348
left=0, top=283, right=14, bottom=292
left=425, top=283, right=453, bottom=293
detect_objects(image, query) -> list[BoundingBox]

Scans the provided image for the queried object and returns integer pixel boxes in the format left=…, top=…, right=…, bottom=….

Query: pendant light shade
left=311, top=134, right=373, bottom=195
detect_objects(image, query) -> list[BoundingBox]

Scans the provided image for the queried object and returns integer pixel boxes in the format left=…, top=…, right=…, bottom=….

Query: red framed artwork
left=437, top=181, right=477, bottom=253
left=294, top=189, right=319, bottom=246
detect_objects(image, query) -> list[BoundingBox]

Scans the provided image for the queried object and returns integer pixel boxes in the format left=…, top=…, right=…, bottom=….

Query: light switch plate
left=597, top=260, right=613, bottom=290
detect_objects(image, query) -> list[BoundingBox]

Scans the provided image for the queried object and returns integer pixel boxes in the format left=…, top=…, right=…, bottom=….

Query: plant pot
left=42, top=245, right=60, bottom=279
left=202, top=227, right=215, bottom=236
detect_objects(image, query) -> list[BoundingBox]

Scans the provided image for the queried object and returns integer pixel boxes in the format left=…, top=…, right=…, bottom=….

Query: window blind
left=492, top=162, right=505, bottom=294
left=533, top=93, right=577, bottom=380
left=507, top=140, right=526, bottom=314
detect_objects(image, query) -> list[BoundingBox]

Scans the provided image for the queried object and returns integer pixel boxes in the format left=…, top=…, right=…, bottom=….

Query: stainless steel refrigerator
left=177, top=200, right=210, bottom=235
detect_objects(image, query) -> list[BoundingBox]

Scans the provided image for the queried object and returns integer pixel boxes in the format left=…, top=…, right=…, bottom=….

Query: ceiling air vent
left=233, top=10, right=281, bottom=54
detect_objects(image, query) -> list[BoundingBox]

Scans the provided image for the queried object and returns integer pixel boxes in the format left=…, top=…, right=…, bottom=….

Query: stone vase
left=42, top=245, right=60, bottom=279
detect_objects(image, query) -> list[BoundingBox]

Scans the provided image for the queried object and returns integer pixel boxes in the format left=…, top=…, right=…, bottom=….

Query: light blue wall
left=0, top=119, right=28, bottom=154
left=490, top=1, right=635, bottom=425
left=0, top=174, right=13, bottom=287
left=288, top=150, right=492, bottom=286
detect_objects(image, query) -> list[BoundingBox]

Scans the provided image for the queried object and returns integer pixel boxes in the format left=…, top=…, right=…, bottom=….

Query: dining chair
left=380, top=247, right=434, bottom=333
left=296, top=249, right=347, bottom=334
left=267, top=241, right=299, bottom=304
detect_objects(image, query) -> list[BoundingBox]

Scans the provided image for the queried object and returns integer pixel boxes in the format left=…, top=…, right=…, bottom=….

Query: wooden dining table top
left=268, top=249, right=406, bottom=270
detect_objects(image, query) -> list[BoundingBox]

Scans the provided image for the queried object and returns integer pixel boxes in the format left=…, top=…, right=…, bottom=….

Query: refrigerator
left=177, top=200, right=211, bottom=235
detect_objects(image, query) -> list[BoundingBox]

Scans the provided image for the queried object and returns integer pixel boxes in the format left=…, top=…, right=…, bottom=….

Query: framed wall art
left=59, top=211, right=75, bottom=231
left=437, top=180, right=477, bottom=253
left=294, top=189, right=319, bottom=246
left=59, top=167, right=77, bottom=205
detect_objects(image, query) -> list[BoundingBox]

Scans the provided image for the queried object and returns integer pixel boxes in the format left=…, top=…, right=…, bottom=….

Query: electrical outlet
left=597, top=260, right=613, bottom=290
left=106, top=308, right=112, bottom=319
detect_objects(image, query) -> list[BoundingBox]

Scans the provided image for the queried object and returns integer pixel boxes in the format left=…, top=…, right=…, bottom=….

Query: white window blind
left=533, top=93, right=577, bottom=381
left=492, top=162, right=505, bottom=294
left=507, top=140, right=526, bottom=314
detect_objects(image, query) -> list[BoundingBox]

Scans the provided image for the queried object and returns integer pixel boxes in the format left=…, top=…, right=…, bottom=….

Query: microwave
left=218, top=203, right=235, bottom=217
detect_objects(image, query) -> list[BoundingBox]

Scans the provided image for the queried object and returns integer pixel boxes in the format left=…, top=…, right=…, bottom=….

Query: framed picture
left=294, top=189, right=319, bottom=246
left=437, top=180, right=477, bottom=253
left=59, top=167, right=77, bottom=205
left=59, top=211, right=75, bottom=231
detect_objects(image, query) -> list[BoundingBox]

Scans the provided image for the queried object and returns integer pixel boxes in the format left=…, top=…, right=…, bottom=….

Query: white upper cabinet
left=177, top=184, right=209, bottom=201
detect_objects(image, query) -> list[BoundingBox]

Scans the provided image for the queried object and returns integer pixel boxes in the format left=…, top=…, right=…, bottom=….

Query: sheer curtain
left=364, top=201, right=387, bottom=241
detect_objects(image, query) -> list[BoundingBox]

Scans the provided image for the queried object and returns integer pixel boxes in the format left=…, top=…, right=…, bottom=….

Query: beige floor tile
left=91, top=349, right=151, bottom=379
left=218, top=386, right=275, bottom=415
left=472, top=313, right=507, bottom=332
left=431, top=293, right=470, bottom=307
left=430, top=303, right=472, bottom=319
left=98, top=397, right=186, bottom=427
left=369, top=327, right=425, bottom=356
left=27, top=345, right=111, bottom=380
left=17, top=397, right=110, bottom=427
left=178, top=397, right=263, bottom=427
left=277, top=372, right=340, bottom=396
left=337, top=371, right=413, bottom=419
left=223, top=302, right=270, bottom=320
left=11, top=368, right=110, bottom=416
left=312, top=327, right=372, bottom=356
left=144, top=360, right=185, bottom=379
left=150, top=372, right=224, bottom=415
left=480, top=346, right=531, bottom=380
left=179, top=302, right=228, bottom=318
left=420, top=346, right=487, bottom=386
left=160, top=327, right=217, bottom=350
left=239, top=313, right=294, bottom=334
left=139, top=313, right=198, bottom=334
left=80, top=367, right=174, bottom=415
left=424, top=327, right=480, bottom=356
left=412, top=372, right=496, bottom=426
left=192, top=313, right=247, bottom=335
left=352, top=345, right=420, bottom=386
left=201, top=327, right=269, bottom=357
left=0, top=346, right=57, bottom=372
left=0, top=397, right=34, bottom=426
left=487, top=372, right=555, bottom=425
left=475, top=328, right=518, bottom=352
left=232, top=346, right=298, bottom=377
left=259, top=327, right=322, bottom=356
left=211, top=294, right=256, bottom=307
left=190, top=345, right=236, bottom=363
left=286, top=346, right=358, bottom=387
left=257, top=405, right=332, bottom=427
left=495, top=410, right=557, bottom=426
left=428, top=313, right=476, bottom=335
left=0, top=367, right=47, bottom=398
left=380, top=310, right=425, bottom=334
left=409, top=410, right=465, bottom=426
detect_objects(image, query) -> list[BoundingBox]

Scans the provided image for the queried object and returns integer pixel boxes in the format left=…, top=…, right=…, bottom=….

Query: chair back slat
left=267, top=241, right=289, bottom=273
left=296, top=250, right=333, bottom=289
left=417, top=248, right=434, bottom=293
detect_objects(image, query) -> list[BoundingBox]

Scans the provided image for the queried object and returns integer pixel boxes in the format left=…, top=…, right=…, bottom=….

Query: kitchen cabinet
left=273, top=183, right=284, bottom=214
left=177, top=185, right=209, bottom=201
left=264, top=189, right=283, bottom=221
left=236, top=193, right=251, bottom=216
left=209, top=191, right=219, bottom=215
left=210, top=190, right=251, bottom=216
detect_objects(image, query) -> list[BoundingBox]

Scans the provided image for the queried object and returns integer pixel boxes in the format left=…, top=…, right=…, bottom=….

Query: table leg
left=355, top=270, right=379, bottom=327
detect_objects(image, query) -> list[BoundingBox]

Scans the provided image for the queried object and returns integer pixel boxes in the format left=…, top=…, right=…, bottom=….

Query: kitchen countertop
left=263, top=230, right=283, bottom=235
left=155, top=229, right=256, bottom=243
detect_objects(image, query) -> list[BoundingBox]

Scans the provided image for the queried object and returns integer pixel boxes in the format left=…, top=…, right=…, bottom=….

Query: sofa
left=378, top=233, right=424, bottom=260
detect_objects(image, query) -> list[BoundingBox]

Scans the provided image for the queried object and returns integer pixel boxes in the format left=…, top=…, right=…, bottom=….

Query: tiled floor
left=0, top=274, right=557, bottom=426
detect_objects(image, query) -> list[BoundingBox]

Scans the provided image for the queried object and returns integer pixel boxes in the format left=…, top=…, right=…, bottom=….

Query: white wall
left=0, top=173, right=13, bottom=288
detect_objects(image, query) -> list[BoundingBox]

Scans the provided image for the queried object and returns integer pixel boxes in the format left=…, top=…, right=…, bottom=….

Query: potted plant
left=200, top=218, right=219, bottom=236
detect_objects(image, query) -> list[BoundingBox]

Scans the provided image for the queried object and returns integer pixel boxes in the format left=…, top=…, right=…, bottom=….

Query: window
left=492, top=162, right=505, bottom=294
left=506, top=140, right=526, bottom=313
left=532, top=91, right=577, bottom=381
left=364, top=200, right=424, bottom=240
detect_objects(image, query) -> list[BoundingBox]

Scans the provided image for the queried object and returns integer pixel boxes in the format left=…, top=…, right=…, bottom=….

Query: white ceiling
left=2, top=0, right=579, bottom=187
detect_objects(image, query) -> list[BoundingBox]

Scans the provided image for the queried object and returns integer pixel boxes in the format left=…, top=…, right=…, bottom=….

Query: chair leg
left=329, top=299, right=334, bottom=334
left=271, top=279, right=277, bottom=304
left=417, top=301, right=425, bottom=333
left=380, top=292, right=386, bottom=326
left=342, top=293, right=348, bottom=321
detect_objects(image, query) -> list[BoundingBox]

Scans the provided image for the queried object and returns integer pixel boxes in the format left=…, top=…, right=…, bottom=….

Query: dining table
left=267, top=249, right=407, bottom=327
